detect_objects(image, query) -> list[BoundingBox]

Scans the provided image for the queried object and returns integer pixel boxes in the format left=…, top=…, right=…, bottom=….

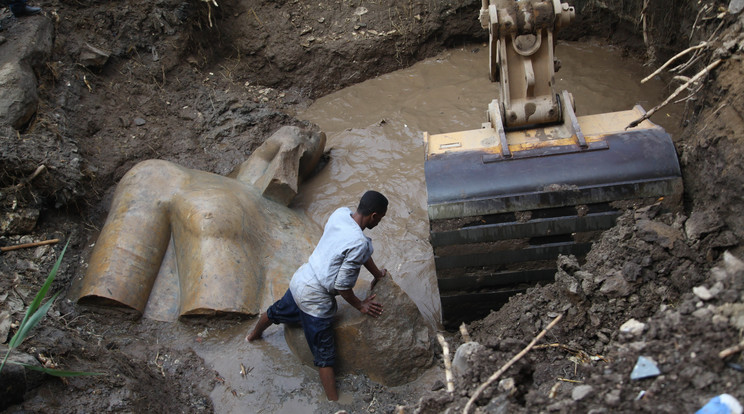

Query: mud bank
left=2, top=0, right=744, bottom=412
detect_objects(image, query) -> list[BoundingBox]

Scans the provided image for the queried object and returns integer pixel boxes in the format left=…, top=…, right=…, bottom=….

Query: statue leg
left=78, top=160, right=188, bottom=313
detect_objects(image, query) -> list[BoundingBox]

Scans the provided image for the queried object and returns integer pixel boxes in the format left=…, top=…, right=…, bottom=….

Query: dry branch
left=1, top=238, right=60, bottom=252
left=641, top=42, right=708, bottom=84
left=463, top=313, right=563, bottom=414
left=437, top=333, right=455, bottom=392
left=626, top=59, right=723, bottom=130
left=459, top=323, right=472, bottom=343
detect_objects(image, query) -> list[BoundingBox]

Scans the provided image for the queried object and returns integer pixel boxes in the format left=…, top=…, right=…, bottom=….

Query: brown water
left=193, top=41, right=682, bottom=413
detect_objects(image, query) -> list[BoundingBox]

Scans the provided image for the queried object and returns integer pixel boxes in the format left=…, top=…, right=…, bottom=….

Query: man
left=246, top=190, right=389, bottom=401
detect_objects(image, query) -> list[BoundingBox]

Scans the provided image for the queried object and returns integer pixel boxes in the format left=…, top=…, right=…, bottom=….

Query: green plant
left=0, top=240, right=102, bottom=377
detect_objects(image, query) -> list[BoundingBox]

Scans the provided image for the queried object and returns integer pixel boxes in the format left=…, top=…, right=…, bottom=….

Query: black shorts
left=267, top=289, right=336, bottom=368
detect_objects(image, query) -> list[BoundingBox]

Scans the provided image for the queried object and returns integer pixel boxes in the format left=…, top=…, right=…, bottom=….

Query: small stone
left=572, top=385, right=594, bottom=401
left=619, top=319, right=646, bottom=337
left=693, top=286, right=713, bottom=301
left=605, top=389, right=621, bottom=406
left=79, top=43, right=111, bottom=68
left=692, top=307, right=713, bottom=319
left=452, top=342, right=484, bottom=378
left=498, top=377, right=516, bottom=394
left=134, top=117, right=146, bottom=126
left=599, top=272, right=632, bottom=298
left=729, top=0, right=744, bottom=14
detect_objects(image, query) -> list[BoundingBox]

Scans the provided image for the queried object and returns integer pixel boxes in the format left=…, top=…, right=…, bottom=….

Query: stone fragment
left=0, top=312, right=10, bottom=343
left=572, top=384, right=594, bottom=401
left=622, top=262, right=642, bottom=282
left=637, top=219, right=682, bottom=249
left=0, top=17, right=52, bottom=129
left=134, top=117, right=147, bottom=126
left=284, top=275, right=434, bottom=386
left=730, top=0, right=744, bottom=14
left=0, top=61, right=38, bottom=128
left=619, top=319, right=646, bottom=337
left=0, top=346, right=45, bottom=411
left=693, top=285, right=713, bottom=301
left=452, top=341, right=484, bottom=378
left=692, top=307, right=713, bottom=319
left=630, top=356, right=661, bottom=380
left=0, top=208, right=40, bottom=236
left=599, top=271, right=632, bottom=298
left=79, top=43, right=111, bottom=68
left=724, top=251, right=744, bottom=274
left=685, top=210, right=723, bottom=240
left=605, top=389, right=621, bottom=406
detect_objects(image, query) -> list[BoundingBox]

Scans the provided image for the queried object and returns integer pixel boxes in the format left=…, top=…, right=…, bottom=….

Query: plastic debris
left=695, top=394, right=743, bottom=414
left=630, top=356, right=661, bottom=380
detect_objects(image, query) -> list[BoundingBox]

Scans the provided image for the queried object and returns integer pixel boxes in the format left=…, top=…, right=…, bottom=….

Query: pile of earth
left=2, top=0, right=744, bottom=412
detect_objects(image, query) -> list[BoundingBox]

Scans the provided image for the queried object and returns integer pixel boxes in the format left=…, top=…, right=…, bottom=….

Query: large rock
left=0, top=346, right=45, bottom=411
left=0, top=16, right=52, bottom=129
left=284, top=275, right=435, bottom=386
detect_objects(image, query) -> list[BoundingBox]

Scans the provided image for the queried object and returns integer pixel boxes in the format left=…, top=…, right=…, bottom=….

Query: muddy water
left=293, top=40, right=682, bottom=326
left=189, top=42, right=681, bottom=413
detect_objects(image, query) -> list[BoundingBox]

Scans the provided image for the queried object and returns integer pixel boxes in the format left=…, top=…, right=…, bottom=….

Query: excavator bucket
left=425, top=108, right=682, bottom=328
left=425, top=0, right=683, bottom=328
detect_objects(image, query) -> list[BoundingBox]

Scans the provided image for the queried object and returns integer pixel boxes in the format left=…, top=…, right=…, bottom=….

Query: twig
left=436, top=333, right=455, bottom=393
left=251, top=8, right=263, bottom=26
left=626, top=59, right=723, bottom=130
left=459, top=323, right=472, bottom=343
left=12, top=165, right=47, bottom=190
left=641, top=42, right=708, bottom=83
left=719, top=340, right=744, bottom=359
left=463, top=314, right=563, bottom=414
left=1, top=238, right=60, bottom=252
left=640, top=0, right=655, bottom=63
left=557, top=377, right=583, bottom=383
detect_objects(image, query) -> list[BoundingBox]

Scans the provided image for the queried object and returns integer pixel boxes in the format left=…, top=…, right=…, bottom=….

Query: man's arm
left=338, top=289, right=383, bottom=317
left=364, top=257, right=387, bottom=289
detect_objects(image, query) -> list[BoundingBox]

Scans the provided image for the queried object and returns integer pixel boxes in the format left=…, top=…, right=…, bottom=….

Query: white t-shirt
left=289, top=207, right=374, bottom=318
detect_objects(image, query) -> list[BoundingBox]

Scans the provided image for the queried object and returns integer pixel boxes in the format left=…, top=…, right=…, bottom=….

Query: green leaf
left=1, top=239, right=69, bottom=373
left=22, top=240, right=69, bottom=326
left=6, top=360, right=104, bottom=377
left=9, top=292, right=60, bottom=349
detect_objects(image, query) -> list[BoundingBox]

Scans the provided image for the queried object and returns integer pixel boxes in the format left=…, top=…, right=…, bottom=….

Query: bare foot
left=246, top=312, right=271, bottom=341
left=245, top=331, right=262, bottom=341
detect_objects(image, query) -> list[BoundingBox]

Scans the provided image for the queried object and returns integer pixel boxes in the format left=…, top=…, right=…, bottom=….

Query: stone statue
left=78, top=126, right=326, bottom=321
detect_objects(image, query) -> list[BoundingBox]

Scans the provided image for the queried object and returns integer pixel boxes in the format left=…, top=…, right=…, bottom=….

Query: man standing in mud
left=246, top=190, right=389, bottom=401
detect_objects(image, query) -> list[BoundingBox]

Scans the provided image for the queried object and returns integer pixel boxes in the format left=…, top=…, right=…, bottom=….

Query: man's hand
left=360, top=294, right=383, bottom=317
